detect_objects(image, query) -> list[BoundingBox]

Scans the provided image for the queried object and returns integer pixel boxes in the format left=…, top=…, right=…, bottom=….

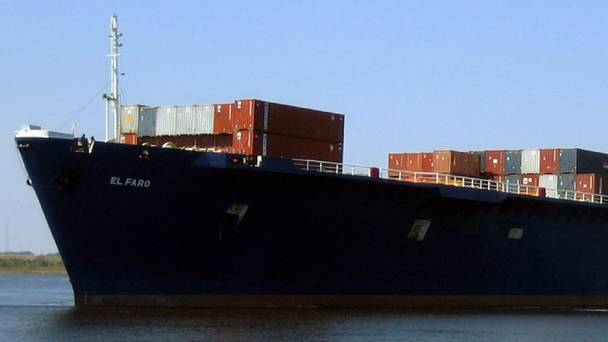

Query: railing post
left=399, top=171, right=403, bottom=181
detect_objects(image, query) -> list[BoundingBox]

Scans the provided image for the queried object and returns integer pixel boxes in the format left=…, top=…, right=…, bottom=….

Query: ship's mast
left=104, top=14, right=122, bottom=142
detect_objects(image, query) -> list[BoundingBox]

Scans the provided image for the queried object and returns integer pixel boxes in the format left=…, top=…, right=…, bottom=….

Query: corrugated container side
left=389, top=153, right=421, bottom=172
left=504, top=150, right=522, bottom=175
left=213, top=103, right=233, bottom=134
left=558, top=149, right=576, bottom=174
left=539, top=174, right=559, bottom=198
left=483, top=150, right=505, bottom=175
left=233, top=129, right=343, bottom=162
left=266, top=133, right=343, bottom=162
left=520, top=149, right=540, bottom=174
left=540, top=149, right=559, bottom=174
left=432, top=150, right=480, bottom=177
left=175, top=106, right=194, bottom=135
left=576, top=174, right=608, bottom=195
left=138, top=107, right=157, bottom=137
left=505, top=175, right=520, bottom=184
left=574, top=149, right=608, bottom=174
left=231, top=129, right=254, bottom=155
left=558, top=174, right=576, bottom=192
left=472, top=151, right=486, bottom=172
left=231, top=99, right=260, bottom=132
left=421, top=152, right=434, bottom=172
left=228, top=99, right=345, bottom=143
left=192, top=105, right=214, bottom=134
left=520, top=174, right=539, bottom=186
left=388, top=153, right=403, bottom=170
left=405, top=153, right=422, bottom=171
left=120, top=105, right=144, bottom=134
left=155, top=106, right=177, bottom=136
left=266, top=101, right=345, bottom=142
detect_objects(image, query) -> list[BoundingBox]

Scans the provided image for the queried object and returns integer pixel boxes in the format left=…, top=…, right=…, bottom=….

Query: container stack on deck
left=389, top=148, right=608, bottom=198
left=120, top=99, right=344, bottom=162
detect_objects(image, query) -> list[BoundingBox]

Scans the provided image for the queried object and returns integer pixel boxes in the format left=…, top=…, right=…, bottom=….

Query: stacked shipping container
left=388, top=150, right=479, bottom=177
left=120, top=99, right=344, bottom=163
left=388, top=147, right=608, bottom=198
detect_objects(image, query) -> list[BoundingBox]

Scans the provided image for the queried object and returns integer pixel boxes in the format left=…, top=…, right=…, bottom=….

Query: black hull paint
left=16, top=137, right=608, bottom=308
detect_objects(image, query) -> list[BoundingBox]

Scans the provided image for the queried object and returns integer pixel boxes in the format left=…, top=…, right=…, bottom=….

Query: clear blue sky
left=2, top=1, right=607, bottom=253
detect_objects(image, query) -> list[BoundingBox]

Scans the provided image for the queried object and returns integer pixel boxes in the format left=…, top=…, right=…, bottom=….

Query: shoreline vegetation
left=0, top=253, right=66, bottom=275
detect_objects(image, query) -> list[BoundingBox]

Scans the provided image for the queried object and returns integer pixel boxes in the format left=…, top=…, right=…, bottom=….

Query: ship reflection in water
left=1, top=275, right=608, bottom=341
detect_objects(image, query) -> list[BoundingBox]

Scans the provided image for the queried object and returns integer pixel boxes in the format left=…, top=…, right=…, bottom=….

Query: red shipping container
left=520, top=174, right=539, bottom=186
left=540, top=149, right=560, bottom=174
left=433, top=150, right=480, bottom=177
left=576, top=174, right=608, bottom=195
left=139, top=134, right=233, bottom=150
left=484, top=150, right=506, bottom=175
left=388, top=153, right=404, bottom=170
left=420, top=153, right=434, bottom=172
left=232, top=130, right=343, bottom=163
left=122, top=133, right=138, bottom=145
left=387, top=153, right=433, bottom=172
left=229, top=99, right=344, bottom=143
left=213, top=103, right=233, bottom=134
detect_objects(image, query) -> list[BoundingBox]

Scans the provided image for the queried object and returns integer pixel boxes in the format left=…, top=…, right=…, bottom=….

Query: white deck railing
left=292, top=159, right=608, bottom=205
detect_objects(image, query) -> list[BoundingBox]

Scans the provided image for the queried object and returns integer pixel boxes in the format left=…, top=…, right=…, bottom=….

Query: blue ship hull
left=16, top=137, right=608, bottom=308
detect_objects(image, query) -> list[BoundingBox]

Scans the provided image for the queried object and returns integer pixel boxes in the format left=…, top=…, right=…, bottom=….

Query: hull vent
left=508, top=227, right=524, bottom=239
left=408, top=220, right=431, bottom=241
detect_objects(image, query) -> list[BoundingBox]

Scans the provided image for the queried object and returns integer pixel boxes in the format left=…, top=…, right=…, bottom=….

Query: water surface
left=1, top=274, right=608, bottom=341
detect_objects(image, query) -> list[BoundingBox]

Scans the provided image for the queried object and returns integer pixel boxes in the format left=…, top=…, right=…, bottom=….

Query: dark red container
left=122, top=133, right=138, bottom=145
left=484, top=150, right=506, bottom=175
left=139, top=134, right=233, bottom=150
left=232, top=130, right=343, bottom=163
left=229, top=99, right=344, bottom=143
left=576, top=174, right=608, bottom=194
left=433, top=150, right=480, bottom=177
left=369, top=167, right=380, bottom=178
left=540, top=149, right=560, bottom=174
left=520, top=174, right=539, bottom=186
left=213, top=103, right=233, bottom=134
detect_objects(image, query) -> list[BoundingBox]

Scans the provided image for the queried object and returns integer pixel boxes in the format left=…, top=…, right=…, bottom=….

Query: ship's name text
left=110, top=176, right=151, bottom=188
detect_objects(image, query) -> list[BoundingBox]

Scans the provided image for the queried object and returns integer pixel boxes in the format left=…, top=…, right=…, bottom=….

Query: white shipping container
left=520, top=149, right=540, bottom=174
left=155, top=106, right=177, bottom=136
left=175, top=106, right=195, bottom=135
left=539, top=174, right=558, bottom=198
left=192, top=104, right=215, bottom=134
left=120, top=105, right=145, bottom=134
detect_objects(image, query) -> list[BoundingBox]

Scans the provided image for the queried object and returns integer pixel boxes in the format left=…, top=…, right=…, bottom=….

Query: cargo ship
left=14, top=15, right=608, bottom=309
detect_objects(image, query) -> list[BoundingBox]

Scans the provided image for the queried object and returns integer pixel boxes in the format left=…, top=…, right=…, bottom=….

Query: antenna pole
left=107, top=14, right=122, bottom=142
left=104, top=96, right=109, bottom=141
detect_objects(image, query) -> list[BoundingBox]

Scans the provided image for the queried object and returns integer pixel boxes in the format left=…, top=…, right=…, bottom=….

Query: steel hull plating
left=16, top=138, right=608, bottom=308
